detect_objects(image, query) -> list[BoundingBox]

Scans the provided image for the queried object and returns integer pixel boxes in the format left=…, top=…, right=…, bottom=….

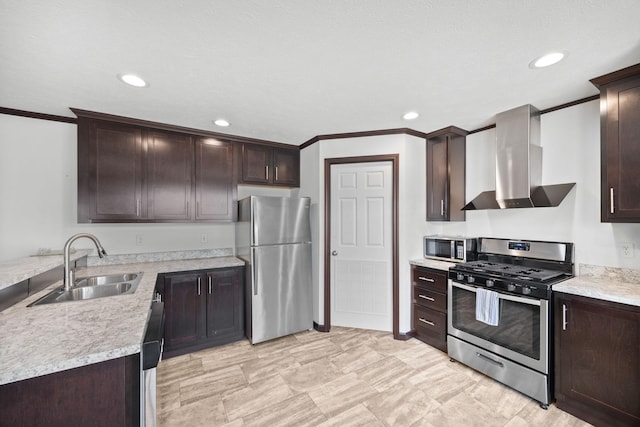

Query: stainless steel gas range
left=447, top=237, right=574, bottom=409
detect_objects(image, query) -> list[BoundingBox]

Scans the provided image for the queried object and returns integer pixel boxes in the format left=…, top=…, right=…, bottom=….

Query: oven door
left=447, top=280, right=549, bottom=374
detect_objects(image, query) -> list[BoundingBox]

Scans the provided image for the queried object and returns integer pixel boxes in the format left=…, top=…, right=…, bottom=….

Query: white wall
left=0, top=114, right=290, bottom=262
left=300, top=100, right=640, bottom=334
left=431, top=100, right=640, bottom=270
left=298, top=134, right=427, bottom=333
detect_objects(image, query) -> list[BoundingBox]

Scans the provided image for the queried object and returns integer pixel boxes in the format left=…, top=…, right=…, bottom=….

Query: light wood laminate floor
left=157, top=327, right=591, bottom=426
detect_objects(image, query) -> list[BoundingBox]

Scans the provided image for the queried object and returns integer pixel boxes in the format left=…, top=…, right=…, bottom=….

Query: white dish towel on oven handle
left=476, top=288, right=500, bottom=326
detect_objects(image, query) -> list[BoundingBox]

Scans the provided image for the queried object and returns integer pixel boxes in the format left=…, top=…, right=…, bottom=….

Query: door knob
left=331, top=251, right=338, bottom=256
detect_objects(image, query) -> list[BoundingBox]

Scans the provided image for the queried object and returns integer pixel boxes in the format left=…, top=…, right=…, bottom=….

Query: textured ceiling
left=1, top=0, right=639, bottom=144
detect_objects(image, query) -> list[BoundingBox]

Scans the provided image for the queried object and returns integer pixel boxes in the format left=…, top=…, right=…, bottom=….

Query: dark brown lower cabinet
left=0, top=354, right=139, bottom=427
left=554, top=292, right=640, bottom=427
left=162, top=267, right=244, bottom=358
left=411, top=265, right=448, bottom=352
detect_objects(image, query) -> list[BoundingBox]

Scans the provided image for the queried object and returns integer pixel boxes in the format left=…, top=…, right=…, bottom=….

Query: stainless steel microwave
left=423, top=236, right=477, bottom=262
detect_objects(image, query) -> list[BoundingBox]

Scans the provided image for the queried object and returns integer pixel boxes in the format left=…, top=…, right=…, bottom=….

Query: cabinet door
left=241, top=144, right=272, bottom=184
left=147, top=130, right=194, bottom=221
left=206, top=268, right=243, bottom=340
left=164, top=272, right=206, bottom=350
left=602, top=77, right=640, bottom=222
left=555, top=293, right=640, bottom=426
left=426, top=137, right=449, bottom=221
left=88, top=121, right=145, bottom=221
left=272, top=147, right=300, bottom=186
left=194, top=138, right=236, bottom=221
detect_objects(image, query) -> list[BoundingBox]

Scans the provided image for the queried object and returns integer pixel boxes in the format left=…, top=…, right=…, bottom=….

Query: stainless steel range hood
left=463, top=104, right=575, bottom=210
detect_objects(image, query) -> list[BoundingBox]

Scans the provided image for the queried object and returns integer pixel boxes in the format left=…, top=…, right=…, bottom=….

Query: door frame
left=323, top=154, right=400, bottom=339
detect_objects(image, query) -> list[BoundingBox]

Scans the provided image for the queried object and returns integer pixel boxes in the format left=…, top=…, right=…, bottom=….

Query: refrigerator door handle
left=252, top=249, right=258, bottom=296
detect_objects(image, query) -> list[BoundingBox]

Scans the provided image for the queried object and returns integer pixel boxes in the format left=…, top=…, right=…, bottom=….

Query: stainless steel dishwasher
left=142, top=298, right=164, bottom=427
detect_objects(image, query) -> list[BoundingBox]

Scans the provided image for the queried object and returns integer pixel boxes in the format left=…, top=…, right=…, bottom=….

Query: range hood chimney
left=463, top=104, right=575, bottom=210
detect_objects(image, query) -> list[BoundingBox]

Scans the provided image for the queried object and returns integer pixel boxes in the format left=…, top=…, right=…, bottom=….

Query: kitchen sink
left=74, top=273, right=139, bottom=287
left=28, top=272, right=143, bottom=306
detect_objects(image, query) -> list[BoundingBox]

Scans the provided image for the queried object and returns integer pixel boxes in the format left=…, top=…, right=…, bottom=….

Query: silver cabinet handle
left=476, top=352, right=504, bottom=367
left=440, top=199, right=444, bottom=216
left=418, top=294, right=435, bottom=301
left=208, top=276, right=212, bottom=294
left=418, top=276, right=435, bottom=282
left=186, top=200, right=189, bottom=216
left=275, top=166, right=278, bottom=181
left=136, top=199, right=140, bottom=217
left=562, top=303, right=568, bottom=331
left=332, top=250, right=338, bottom=256
left=610, top=187, right=615, bottom=214
left=265, top=165, right=269, bottom=180
left=418, top=318, right=435, bottom=326
left=197, top=276, right=201, bottom=296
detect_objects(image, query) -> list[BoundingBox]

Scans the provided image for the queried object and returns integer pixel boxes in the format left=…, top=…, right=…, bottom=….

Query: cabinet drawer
left=413, top=286, right=446, bottom=312
left=413, top=304, right=447, bottom=352
left=412, top=267, right=447, bottom=293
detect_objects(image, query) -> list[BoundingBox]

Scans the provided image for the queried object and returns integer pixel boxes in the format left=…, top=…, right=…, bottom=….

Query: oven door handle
left=451, top=281, right=541, bottom=307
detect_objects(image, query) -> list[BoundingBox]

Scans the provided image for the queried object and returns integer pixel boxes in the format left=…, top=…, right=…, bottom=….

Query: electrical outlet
left=621, top=242, right=634, bottom=258
left=201, top=234, right=208, bottom=243
left=135, top=234, right=143, bottom=246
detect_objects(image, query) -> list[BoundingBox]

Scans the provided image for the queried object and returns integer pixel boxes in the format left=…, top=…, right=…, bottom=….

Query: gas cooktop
left=449, top=237, right=574, bottom=299
left=454, top=261, right=566, bottom=283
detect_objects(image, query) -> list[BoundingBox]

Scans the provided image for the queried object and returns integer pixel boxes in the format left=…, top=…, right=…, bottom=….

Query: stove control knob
left=507, top=283, right=516, bottom=292
left=467, top=276, right=475, bottom=284
left=456, top=273, right=465, bottom=281
left=522, top=286, right=532, bottom=295
left=486, top=280, right=494, bottom=288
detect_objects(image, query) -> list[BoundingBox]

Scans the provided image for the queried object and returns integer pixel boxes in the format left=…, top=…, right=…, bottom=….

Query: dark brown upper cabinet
left=591, top=64, right=640, bottom=223
left=240, top=143, right=299, bottom=187
left=76, top=114, right=237, bottom=223
left=425, top=126, right=467, bottom=221
left=195, top=138, right=237, bottom=221
left=78, top=119, right=146, bottom=222
left=147, top=130, right=194, bottom=221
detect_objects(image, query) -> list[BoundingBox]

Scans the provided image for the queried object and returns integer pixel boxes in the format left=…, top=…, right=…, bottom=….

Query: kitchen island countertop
left=0, top=256, right=244, bottom=386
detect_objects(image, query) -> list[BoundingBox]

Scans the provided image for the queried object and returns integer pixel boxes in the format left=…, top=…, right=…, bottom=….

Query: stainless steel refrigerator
left=236, top=196, right=313, bottom=344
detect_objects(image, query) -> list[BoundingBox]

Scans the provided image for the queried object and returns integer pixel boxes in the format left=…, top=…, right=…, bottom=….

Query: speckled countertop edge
left=0, top=256, right=244, bottom=386
left=409, top=258, right=457, bottom=272
left=0, top=250, right=92, bottom=291
left=553, top=269, right=640, bottom=308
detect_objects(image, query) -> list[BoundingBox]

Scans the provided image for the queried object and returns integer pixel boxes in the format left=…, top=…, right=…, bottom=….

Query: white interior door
left=330, top=161, right=392, bottom=331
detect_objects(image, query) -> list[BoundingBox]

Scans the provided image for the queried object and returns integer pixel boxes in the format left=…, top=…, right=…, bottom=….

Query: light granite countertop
left=0, top=256, right=244, bottom=386
left=0, top=250, right=92, bottom=291
left=409, top=258, right=457, bottom=272
left=552, top=264, right=640, bottom=307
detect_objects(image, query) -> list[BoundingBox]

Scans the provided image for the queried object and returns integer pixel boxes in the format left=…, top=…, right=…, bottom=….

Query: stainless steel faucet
left=63, top=233, right=107, bottom=290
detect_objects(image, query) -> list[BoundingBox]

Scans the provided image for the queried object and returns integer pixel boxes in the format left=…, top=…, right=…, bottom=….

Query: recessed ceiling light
left=403, top=111, right=419, bottom=120
left=529, top=52, right=566, bottom=69
left=117, top=73, right=148, bottom=87
left=214, top=119, right=230, bottom=127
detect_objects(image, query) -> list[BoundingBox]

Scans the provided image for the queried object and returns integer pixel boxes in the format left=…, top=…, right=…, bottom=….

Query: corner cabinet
left=160, top=267, right=244, bottom=358
left=425, top=126, right=468, bottom=221
left=75, top=111, right=237, bottom=223
left=554, top=292, right=640, bottom=427
left=240, top=143, right=300, bottom=187
left=591, top=64, right=640, bottom=222
left=411, top=265, right=448, bottom=352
